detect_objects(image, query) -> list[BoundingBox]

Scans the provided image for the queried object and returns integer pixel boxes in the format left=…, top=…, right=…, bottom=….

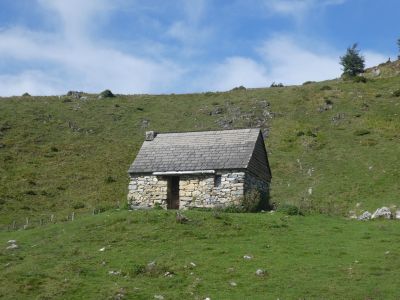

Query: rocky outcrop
left=371, top=207, right=392, bottom=219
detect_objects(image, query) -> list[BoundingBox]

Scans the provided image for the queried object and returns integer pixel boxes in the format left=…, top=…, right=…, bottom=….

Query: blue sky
left=0, top=0, right=398, bottom=96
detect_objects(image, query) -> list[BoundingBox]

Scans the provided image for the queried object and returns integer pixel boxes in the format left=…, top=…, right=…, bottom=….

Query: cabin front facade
left=127, top=128, right=271, bottom=210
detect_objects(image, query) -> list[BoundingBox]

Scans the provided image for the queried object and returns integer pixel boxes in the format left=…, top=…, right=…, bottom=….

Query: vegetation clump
left=393, top=89, right=400, bottom=97
left=99, top=89, right=115, bottom=98
left=320, top=85, right=332, bottom=91
left=231, top=86, right=246, bottom=91
left=340, top=43, right=365, bottom=77
left=277, top=203, right=302, bottom=215
left=270, top=82, right=284, bottom=88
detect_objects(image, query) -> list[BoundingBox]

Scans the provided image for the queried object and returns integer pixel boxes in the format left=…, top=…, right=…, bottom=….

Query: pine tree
left=340, top=43, right=365, bottom=77
left=397, top=38, right=400, bottom=60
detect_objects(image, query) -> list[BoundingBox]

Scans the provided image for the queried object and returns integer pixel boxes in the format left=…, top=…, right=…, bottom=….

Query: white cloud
left=0, top=0, right=184, bottom=96
left=194, top=36, right=389, bottom=91
left=264, top=0, right=346, bottom=21
left=364, top=51, right=389, bottom=68
left=258, top=36, right=341, bottom=84
left=200, top=57, right=269, bottom=91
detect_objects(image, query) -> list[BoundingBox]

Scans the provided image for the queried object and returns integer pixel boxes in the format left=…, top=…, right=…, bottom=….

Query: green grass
left=1, top=210, right=400, bottom=299
left=1, top=63, right=400, bottom=298
left=1, top=70, right=399, bottom=225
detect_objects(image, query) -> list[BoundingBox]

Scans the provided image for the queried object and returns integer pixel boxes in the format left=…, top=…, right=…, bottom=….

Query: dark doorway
left=167, top=176, right=180, bottom=209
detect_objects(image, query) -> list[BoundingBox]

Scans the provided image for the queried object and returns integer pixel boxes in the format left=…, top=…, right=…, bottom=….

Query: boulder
left=255, top=269, right=266, bottom=276
left=358, top=211, right=372, bottom=221
left=371, top=207, right=392, bottom=219
left=395, top=210, right=400, bottom=220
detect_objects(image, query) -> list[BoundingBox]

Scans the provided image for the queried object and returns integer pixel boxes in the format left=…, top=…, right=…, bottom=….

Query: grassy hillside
left=1, top=210, right=400, bottom=299
left=1, top=66, right=400, bottom=226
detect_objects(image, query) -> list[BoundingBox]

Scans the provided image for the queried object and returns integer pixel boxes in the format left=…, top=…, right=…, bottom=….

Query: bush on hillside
left=270, top=82, right=284, bottom=88
left=353, top=76, right=367, bottom=83
left=231, top=86, right=246, bottom=91
left=22, top=92, right=31, bottom=97
left=302, top=81, right=315, bottom=85
left=99, top=89, right=115, bottom=98
left=393, top=89, right=400, bottom=97
left=277, top=204, right=302, bottom=215
left=320, top=85, right=332, bottom=91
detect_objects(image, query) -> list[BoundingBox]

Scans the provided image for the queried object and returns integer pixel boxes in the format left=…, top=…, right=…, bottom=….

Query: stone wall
left=178, top=171, right=245, bottom=209
left=127, top=175, right=168, bottom=208
left=127, top=171, right=246, bottom=209
left=127, top=171, right=270, bottom=209
left=244, top=172, right=270, bottom=209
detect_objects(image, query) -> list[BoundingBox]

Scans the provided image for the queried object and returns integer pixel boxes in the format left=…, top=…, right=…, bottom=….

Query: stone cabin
left=127, top=128, right=272, bottom=210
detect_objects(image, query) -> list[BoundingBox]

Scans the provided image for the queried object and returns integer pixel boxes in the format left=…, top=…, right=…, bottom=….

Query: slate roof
left=128, top=128, right=264, bottom=174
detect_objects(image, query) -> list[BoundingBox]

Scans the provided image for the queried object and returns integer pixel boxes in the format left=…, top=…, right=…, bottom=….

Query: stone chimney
left=145, top=131, right=157, bottom=141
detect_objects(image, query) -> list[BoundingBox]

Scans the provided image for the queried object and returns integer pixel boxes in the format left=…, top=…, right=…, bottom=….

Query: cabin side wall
left=128, top=175, right=168, bottom=208
left=179, top=171, right=245, bottom=209
left=127, top=171, right=246, bottom=209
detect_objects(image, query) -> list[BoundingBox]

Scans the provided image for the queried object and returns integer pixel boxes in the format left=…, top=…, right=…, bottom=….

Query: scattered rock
left=229, top=281, right=237, bottom=287
left=371, top=207, right=392, bottom=219
left=385, top=251, right=390, bottom=255
left=243, top=255, right=252, bottom=260
left=255, top=269, right=266, bottom=276
left=189, top=262, right=196, bottom=267
left=209, top=107, right=223, bottom=115
left=164, top=271, right=174, bottom=277
left=6, top=244, right=18, bottom=250
left=372, top=67, right=381, bottom=77
left=7, top=240, right=16, bottom=244
left=358, top=211, right=372, bottom=221
left=108, top=270, right=121, bottom=276
left=396, top=210, right=400, bottom=220
left=154, top=295, right=164, bottom=300
left=99, top=247, right=105, bottom=252
left=66, top=91, right=83, bottom=99
left=176, top=211, right=189, bottom=223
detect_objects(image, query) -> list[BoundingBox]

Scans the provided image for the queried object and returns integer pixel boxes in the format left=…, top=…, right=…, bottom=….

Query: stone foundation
left=128, top=170, right=269, bottom=209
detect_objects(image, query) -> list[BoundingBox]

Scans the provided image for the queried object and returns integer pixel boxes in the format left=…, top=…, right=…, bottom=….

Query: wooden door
left=167, top=176, right=180, bottom=209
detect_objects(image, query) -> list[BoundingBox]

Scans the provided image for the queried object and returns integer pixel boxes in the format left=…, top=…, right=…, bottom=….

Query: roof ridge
left=153, top=128, right=260, bottom=135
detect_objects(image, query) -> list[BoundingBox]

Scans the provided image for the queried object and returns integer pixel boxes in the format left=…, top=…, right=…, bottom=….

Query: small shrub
left=223, top=205, right=244, bottom=213
left=153, top=202, right=164, bottom=210
left=393, top=89, right=400, bottom=97
left=325, top=99, right=334, bottom=105
left=375, top=94, right=382, bottom=98
left=72, top=202, right=85, bottom=209
left=99, top=89, right=115, bottom=98
left=354, top=129, right=370, bottom=136
left=50, top=146, right=59, bottom=152
left=277, top=204, right=302, bottom=215
left=22, top=92, right=31, bottom=97
left=241, top=190, right=261, bottom=212
left=231, top=86, right=246, bottom=91
left=136, top=107, right=144, bottom=111
left=320, top=85, right=332, bottom=91
left=132, top=264, right=146, bottom=276
left=105, top=176, right=116, bottom=183
left=25, top=190, right=37, bottom=196
left=270, top=82, right=284, bottom=88
left=353, top=76, right=367, bottom=83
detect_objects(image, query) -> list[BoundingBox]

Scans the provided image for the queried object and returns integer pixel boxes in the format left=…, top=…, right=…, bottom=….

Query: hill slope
left=0, top=66, right=400, bottom=225
left=1, top=210, right=400, bottom=299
